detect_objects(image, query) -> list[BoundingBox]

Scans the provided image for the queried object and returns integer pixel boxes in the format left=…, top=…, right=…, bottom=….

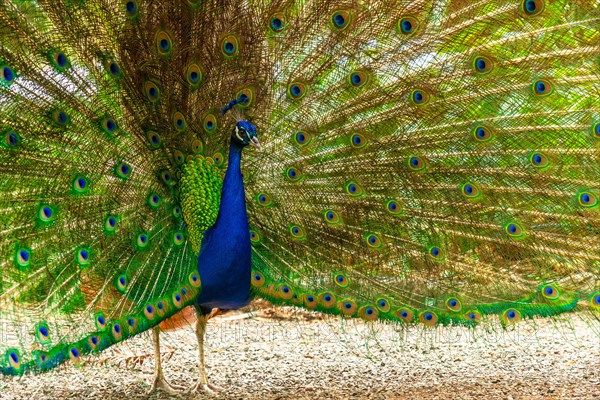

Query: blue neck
left=214, top=142, right=247, bottom=230
left=195, top=141, right=252, bottom=310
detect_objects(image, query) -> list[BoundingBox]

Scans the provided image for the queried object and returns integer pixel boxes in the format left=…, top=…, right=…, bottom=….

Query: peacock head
left=231, top=120, right=260, bottom=150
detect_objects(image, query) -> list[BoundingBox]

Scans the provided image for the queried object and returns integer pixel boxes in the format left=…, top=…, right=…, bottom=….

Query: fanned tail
left=243, top=0, right=600, bottom=325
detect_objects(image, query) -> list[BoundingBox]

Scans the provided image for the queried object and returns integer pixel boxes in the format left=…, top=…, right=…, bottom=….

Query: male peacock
left=0, top=0, right=599, bottom=395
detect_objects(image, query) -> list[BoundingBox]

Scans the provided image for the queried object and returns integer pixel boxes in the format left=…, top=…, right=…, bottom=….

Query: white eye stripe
left=235, top=126, right=244, bottom=141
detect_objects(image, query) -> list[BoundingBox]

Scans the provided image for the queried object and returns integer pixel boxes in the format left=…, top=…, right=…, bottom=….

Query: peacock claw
left=189, top=381, right=223, bottom=394
left=148, top=375, right=186, bottom=395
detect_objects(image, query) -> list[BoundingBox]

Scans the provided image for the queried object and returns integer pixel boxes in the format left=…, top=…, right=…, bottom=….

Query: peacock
left=0, top=0, right=599, bottom=395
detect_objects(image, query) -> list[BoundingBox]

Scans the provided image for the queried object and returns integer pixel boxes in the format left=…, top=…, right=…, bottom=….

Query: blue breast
left=195, top=142, right=252, bottom=310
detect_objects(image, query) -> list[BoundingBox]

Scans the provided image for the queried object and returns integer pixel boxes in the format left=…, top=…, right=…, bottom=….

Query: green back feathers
left=0, top=0, right=599, bottom=376
left=180, top=156, right=223, bottom=254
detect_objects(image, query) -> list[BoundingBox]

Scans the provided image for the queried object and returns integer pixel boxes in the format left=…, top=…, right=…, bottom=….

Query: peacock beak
left=249, top=136, right=261, bottom=150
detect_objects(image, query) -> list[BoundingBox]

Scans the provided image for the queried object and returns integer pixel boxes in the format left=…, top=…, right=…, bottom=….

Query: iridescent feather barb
left=0, top=0, right=598, bottom=384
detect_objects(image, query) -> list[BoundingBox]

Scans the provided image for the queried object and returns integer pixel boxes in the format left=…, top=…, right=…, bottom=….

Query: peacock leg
left=189, top=308, right=223, bottom=393
left=147, top=326, right=185, bottom=394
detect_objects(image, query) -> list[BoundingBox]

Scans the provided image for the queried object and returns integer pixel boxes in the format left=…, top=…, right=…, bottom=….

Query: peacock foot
left=147, top=375, right=186, bottom=395
left=189, top=381, right=223, bottom=394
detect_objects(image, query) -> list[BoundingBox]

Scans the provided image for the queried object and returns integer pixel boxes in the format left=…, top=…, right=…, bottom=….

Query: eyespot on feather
left=88, top=335, right=101, bottom=350
left=319, top=292, right=336, bottom=308
left=112, top=323, right=123, bottom=341
left=173, top=292, right=184, bottom=308
left=461, top=182, right=481, bottom=198
left=115, top=274, right=128, bottom=293
left=38, top=204, right=56, bottom=223
left=235, top=87, right=255, bottom=108
left=502, top=308, right=522, bottom=324
left=365, top=233, right=382, bottom=248
left=49, top=51, right=70, bottom=71
left=3, top=130, right=21, bottom=149
left=203, top=113, right=218, bottom=134
left=251, top=271, right=265, bottom=287
left=155, top=30, right=173, bottom=56
left=155, top=300, right=167, bottom=317
left=331, top=10, right=352, bottom=31
left=189, top=271, right=201, bottom=287
left=411, top=89, right=430, bottom=105
left=348, top=70, right=368, bottom=88
left=577, top=191, right=597, bottom=208
left=76, top=247, right=91, bottom=267
left=269, top=13, right=286, bottom=33
left=428, top=246, right=445, bottom=261
left=52, top=110, right=70, bottom=126
left=532, top=78, right=552, bottom=96
left=185, top=63, right=203, bottom=87
left=146, top=130, right=162, bottom=149
left=287, top=82, right=306, bottom=100
left=35, top=322, right=51, bottom=344
left=530, top=152, right=549, bottom=168
left=256, top=193, right=272, bottom=206
left=249, top=229, right=261, bottom=243
left=105, top=60, right=120, bottom=77
left=114, top=162, right=132, bottom=179
left=221, top=34, right=240, bottom=58
left=472, top=55, right=493, bottom=74
left=345, top=181, right=364, bottom=197
left=6, top=349, right=21, bottom=371
left=147, top=193, right=162, bottom=209
left=473, top=125, right=493, bottom=141
left=396, top=308, right=414, bottom=323
left=419, top=310, right=438, bottom=326
left=289, top=225, right=305, bottom=239
left=95, top=313, right=106, bottom=330
left=338, top=299, right=357, bottom=316
left=541, top=284, right=560, bottom=300
left=334, top=273, right=349, bottom=287
left=1, top=65, right=15, bottom=86
left=124, top=0, right=138, bottom=18
left=398, top=16, right=419, bottom=35
left=590, top=292, right=600, bottom=311
left=101, top=117, right=118, bottom=135
left=522, top=0, right=545, bottom=16
left=285, top=166, right=302, bottom=182
left=376, top=298, right=391, bottom=313
left=386, top=200, right=402, bottom=215
left=505, top=222, right=525, bottom=238
left=350, top=133, right=367, bottom=148
left=408, top=155, right=426, bottom=171
left=445, top=297, right=462, bottom=312
left=294, top=131, right=311, bottom=146
left=15, top=247, right=31, bottom=270
left=323, top=210, right=340, bottom=224
left=172, top=112, right=186, bottom=131
left=593, top=122, right=600, bottom=138
left=359, top=306, right=379, bottom=321
left=136, top=233, right=150, bottom=249
left=304, top=294, right=318, bottom=309
left=278, top=284, right=294, bottom=300
left=126, top=317, right=139, bottom=334
left=144, top=80, right=160, bottom=102
left=466, top=310, right=482, bottom=323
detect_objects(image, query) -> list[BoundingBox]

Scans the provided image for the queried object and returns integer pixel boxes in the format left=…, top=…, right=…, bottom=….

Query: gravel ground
left=1, top=306, right=599, bottom=400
